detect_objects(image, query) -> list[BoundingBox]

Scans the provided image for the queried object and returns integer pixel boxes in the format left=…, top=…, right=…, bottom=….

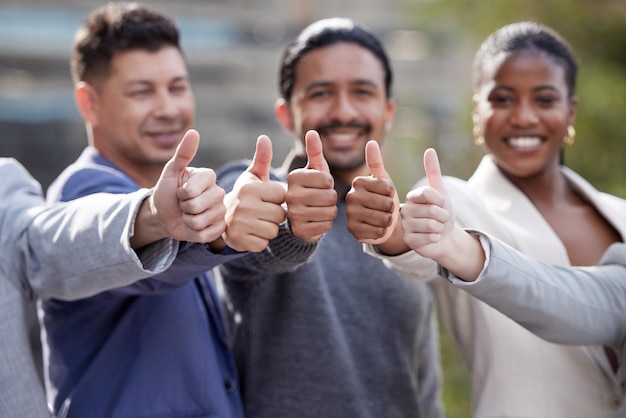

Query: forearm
left=26, top=190, right=178, bottom=300
left=447, top=236, right=626, bottom=347
left=436, top=227, right=486, bottom=282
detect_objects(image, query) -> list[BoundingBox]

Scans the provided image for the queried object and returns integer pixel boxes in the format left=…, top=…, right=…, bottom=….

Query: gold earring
left=473, top=124, right=484, bottom=145
left=564, top=125, right=576, bottom=145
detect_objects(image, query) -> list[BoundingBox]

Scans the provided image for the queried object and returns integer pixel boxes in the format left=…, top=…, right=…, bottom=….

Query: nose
left=510, top=99, right=539, bottom=127
left=329, top=91, right=359, bottom=122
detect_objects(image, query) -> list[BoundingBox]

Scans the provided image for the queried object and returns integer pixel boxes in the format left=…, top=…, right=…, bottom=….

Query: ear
left=383, top=99, right=396, bottom=134
left=275, top=98, right=294, bottom=133
left=75, top=82, right=100, bottom=127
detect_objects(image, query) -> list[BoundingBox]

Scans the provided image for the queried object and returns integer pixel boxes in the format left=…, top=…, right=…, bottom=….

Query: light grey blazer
left=0, top=159, right=177, bottom=418
left=446, top=233, right=626, bottom=414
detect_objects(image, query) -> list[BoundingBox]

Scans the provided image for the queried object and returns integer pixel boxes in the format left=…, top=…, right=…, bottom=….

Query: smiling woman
left=442, top=21, right=626, bottom=417
left=362, top=20, right=626, bottom=418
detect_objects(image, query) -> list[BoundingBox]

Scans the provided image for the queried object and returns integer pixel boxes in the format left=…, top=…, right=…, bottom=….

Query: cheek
left=293, top=105, right=322, bottom=130
left=118, top=106, right=147, bottom=126
left=178, top=96, right=196, bottom=114
left=103, top=106, right=151, bottom=135
left=481, top=110, right=504, bottom=134
left=97, top=104, right=130, bottom=128
left=302, top=102, right=328, bottom=120
left=547, top=112, right=570, bottom=130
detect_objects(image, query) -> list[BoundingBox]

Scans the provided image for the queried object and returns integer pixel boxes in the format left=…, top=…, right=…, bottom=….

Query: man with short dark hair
left=42, top=3, right=325, bottom=417
left=1, top=130, right=223, bottom=418
left=216, top=17, right=441, bottom=418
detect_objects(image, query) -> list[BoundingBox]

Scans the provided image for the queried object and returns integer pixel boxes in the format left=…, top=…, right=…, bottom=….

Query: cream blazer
left=446, top=236, right=626, bottom=418
left=369, top=155, right=626, bottom=418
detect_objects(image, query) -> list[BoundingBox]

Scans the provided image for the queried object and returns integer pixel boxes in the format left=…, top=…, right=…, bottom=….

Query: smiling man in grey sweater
left=215, top=18, right=441, bottom=418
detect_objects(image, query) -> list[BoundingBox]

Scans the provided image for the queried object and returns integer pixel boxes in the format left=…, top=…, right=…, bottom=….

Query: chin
left=148, top=152, right=175, bottom=167
left=328, top=159, right=366, bottom=174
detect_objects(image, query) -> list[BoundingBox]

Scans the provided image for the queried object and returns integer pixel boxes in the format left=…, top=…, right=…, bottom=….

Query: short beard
left=327, top=154, right=367, bottom=176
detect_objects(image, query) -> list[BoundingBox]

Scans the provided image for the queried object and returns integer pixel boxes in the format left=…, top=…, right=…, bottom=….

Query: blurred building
left=0, top=0, right=472, bottom=192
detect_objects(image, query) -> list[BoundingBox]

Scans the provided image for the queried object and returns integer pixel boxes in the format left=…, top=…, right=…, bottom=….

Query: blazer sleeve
left=48, top=164, right=249, bottom=295
left=444, top=233, right=626, bottom=349
left=22, top=189, right=180, bottom=301
left=1, top=159, right=179, bottom=301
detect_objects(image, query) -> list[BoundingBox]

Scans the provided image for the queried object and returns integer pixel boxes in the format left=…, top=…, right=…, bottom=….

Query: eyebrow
left=126, top=75, right=189, bottom=87
left=493, top=84, right=560, bottom=93
left=304, top=79, right=380, bottom=92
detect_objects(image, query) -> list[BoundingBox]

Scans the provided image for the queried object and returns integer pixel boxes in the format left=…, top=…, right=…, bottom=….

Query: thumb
left=247, top=135, right=273, bottom=181
left=304, top=130, right=329, bottom=172
left=365, top=140, right=390, bottom=179
left=168, top=129, right=200, bottom=175
left=423, top=148, right=446, bottom=194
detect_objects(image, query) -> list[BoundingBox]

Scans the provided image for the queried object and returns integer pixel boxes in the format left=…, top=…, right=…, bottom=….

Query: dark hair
left=472, top=21, right=578, bottom=97
left=279, top=17, right=393, bottom=101
left=71, top=2, right=181, bottom=84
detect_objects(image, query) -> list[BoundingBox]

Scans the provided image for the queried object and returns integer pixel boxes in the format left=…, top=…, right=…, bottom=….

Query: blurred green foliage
left=397, top=1, right=626, bottom=416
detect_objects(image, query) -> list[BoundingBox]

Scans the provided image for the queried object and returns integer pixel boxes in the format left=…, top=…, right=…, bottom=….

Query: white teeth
left=328, top=133, right=355, bottom=142
left=509, top=137, right=541, bottom=147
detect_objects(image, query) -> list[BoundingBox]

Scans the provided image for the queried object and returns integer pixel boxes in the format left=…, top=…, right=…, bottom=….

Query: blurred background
left=2, top=0, right=624, bottom=416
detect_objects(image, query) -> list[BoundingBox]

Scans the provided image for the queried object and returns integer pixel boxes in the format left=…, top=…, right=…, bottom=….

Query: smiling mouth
left=146, top=130, right=182, bottom=147
left=326, top=132, right=359, bottom=142
left=148, top=131, right=177, bottom=136
left=507, top=136, right=542, bottom=148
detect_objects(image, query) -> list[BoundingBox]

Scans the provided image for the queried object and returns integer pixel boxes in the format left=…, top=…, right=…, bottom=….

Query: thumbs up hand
left=147, top=129, right=227, bottom=246
left=401, top=148, right=455, bottom=259
left=401, top=148, right=486, bottom=281
left=346, top=140, right=401, bottom=247
left=286, top=130, right=337, bottom=242
left=222, top=135, right=287, bottom=252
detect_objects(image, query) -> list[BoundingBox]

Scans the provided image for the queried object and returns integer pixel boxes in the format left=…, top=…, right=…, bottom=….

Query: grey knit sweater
left=215, top=156, right=442, bottom=418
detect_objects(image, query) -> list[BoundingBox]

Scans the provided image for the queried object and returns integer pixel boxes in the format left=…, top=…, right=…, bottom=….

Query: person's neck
left=503, top=164, right=571, bottom=208
left=122, top=164, right=162, bottom=188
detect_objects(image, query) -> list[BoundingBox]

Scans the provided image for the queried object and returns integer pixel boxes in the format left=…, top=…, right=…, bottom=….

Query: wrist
left=438, top=227, right=484, bottom=282
left=374, top=223, right=410, bottom=255
left=130, top=195, right=169, bottom=249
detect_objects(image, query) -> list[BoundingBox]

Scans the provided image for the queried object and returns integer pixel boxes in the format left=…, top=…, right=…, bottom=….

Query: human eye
left=170, top=77, right=190, bottom=94
left=126, top=83, right=153, bottom=98
left=355, top=88, right=375, bottom=97
left=127, top=89, right=150, bottom=98
left=308, top=88, right=331, bottom=99
left=170, top=83, right=188, bottom=95
left=488, top=93, right=513, bottom=107
left=536, top=95, right=559, bottom=107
